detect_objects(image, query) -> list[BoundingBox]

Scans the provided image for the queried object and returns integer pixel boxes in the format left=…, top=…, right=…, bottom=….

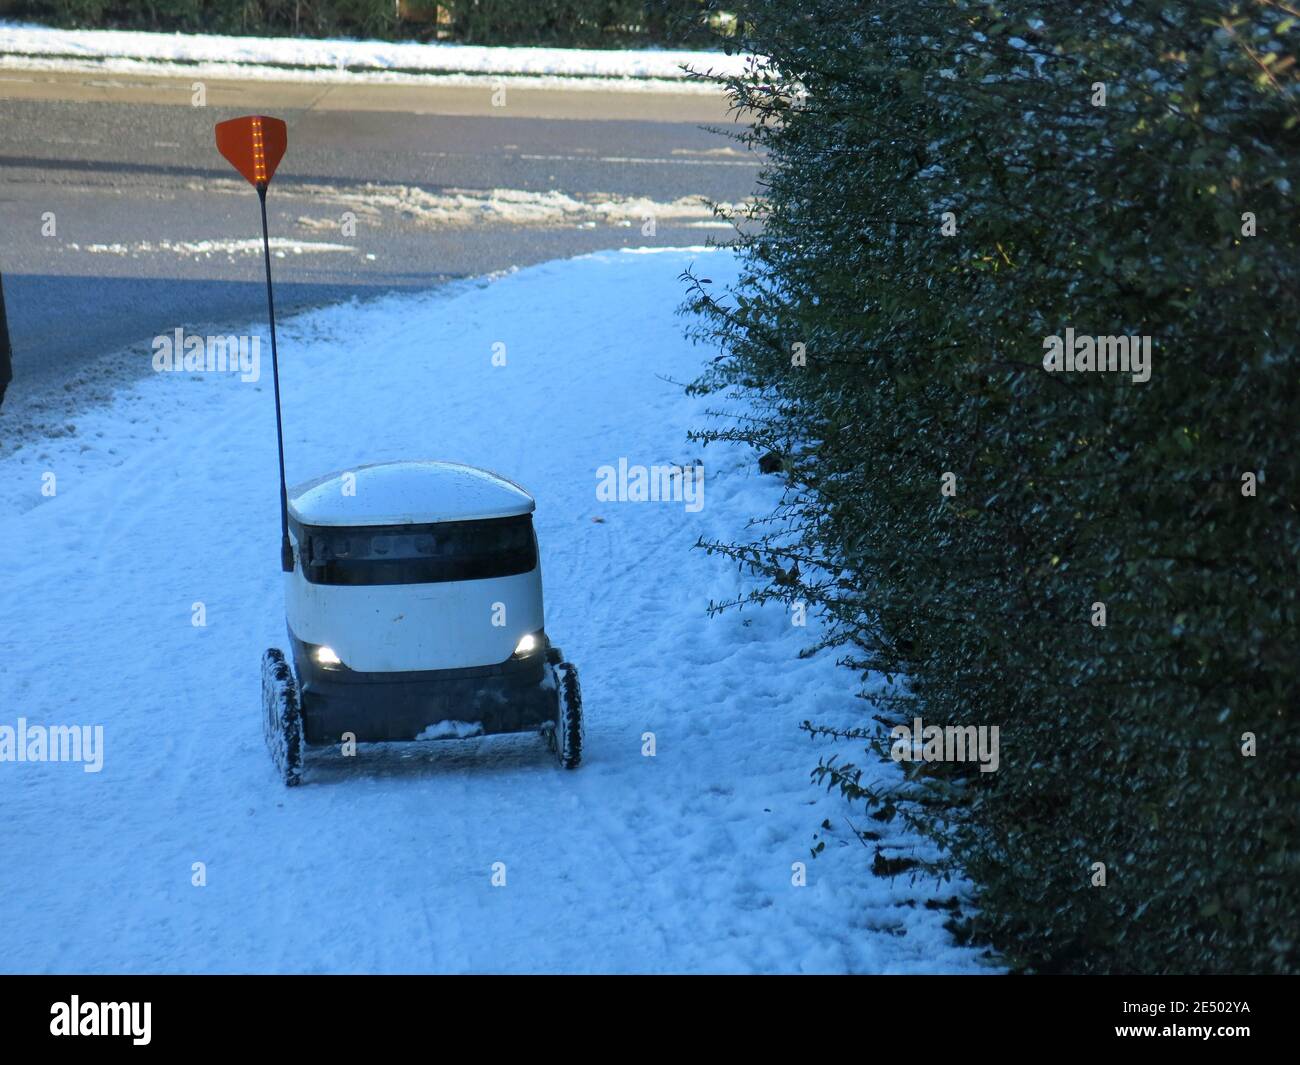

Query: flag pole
left=258, top=182, right=293, bottom=573
left=215, top=114, right=291, bottom=572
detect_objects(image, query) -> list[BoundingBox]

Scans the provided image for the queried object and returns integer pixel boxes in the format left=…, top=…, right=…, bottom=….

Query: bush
left=686, top=1, right=1300, bottom=973
left=19, top=1, right=397, bottom=36
left=441, top=0, right=713, bottom=47
left=12, top=0, right=716, bottom=45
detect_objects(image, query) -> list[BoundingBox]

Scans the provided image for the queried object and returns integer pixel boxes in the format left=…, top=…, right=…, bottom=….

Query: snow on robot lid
left=288, top=460, right=535, bottom=527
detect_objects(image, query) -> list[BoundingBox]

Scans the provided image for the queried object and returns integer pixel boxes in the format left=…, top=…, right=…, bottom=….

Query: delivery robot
left=262, top=460, right=583, bottom=785
left=212, top=114, right=584, bottom=786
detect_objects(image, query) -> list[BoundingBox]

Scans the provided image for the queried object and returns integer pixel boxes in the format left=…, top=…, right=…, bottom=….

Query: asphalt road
left=0, top=70, right=758, bottom=419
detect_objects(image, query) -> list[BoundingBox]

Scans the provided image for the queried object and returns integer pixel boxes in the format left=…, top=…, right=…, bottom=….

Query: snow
left=289, top=461, right=535, bottom=526
left=416, top=721, right=485, bottom=742
left=0, top=21, right=746, bottom=91
left=156, top=180, right=741, bottom=235
left=65, top=238, right=356, bottom=257
left=278, top=183, right=738, bottom=229
left=0, top=247, right=988, bottom=974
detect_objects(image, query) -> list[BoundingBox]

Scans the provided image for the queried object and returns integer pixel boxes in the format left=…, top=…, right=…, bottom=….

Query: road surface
left=0, top=69, right=758, bottom=434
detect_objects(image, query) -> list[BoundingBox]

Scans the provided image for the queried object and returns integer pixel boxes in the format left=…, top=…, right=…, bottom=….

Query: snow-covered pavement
left=0, top=248, right=986, bottom=973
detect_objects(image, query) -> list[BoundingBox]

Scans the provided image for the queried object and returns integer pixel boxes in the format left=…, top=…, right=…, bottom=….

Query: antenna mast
left=215, top=115, right=294, bottom=571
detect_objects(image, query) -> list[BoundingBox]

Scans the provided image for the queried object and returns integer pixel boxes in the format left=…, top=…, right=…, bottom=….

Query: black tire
left=262, top=647, right=304, bottom=787
left=550, top=660, right=583, bottom=770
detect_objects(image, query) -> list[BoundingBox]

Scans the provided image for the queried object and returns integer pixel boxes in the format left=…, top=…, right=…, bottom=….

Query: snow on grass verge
left=65, top=237, right=358, bottom=256
left=222, top=176, right=745, bottom=230
left=0, top=248, right=989, bottom=974
left=0, top=21, right=748, bottom=91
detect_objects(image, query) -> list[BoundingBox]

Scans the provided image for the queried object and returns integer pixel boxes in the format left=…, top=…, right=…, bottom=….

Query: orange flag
left=215, top=115, right=288, bottom=187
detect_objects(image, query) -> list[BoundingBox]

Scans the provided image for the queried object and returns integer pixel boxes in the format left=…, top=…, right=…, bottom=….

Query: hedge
left=11, top=0, right=716, bottom=46
left=685, top=1, right=1300, bottom=973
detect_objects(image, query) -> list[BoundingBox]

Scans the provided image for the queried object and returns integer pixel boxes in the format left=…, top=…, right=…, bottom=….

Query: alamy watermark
left=596, top=458, right=705, bottom=513
left=0, top=718, right=104, bottom=773
left=891, top=717, right=999, bottom=773
left=50, top=997, right=150, bottom=1045
left=1042, top=327, right=1152, bottom=383
left=152, top=328, right=261, bottom=383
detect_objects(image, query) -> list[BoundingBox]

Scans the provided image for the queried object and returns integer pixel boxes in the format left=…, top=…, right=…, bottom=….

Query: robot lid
left=288, top=460, right=535, bottom=528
